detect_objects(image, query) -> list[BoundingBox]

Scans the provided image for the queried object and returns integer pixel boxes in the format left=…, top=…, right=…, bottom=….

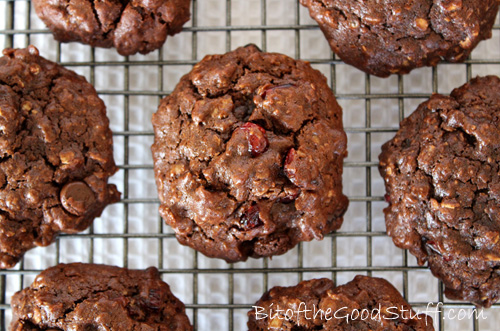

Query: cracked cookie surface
left=10, top=263, right=192, bottom=330
left=248, top=275, right=434, bottom=330
left=151, top=45, right=348, bottom=263
left=33, top=0, right=191, bottom=56
left=0, top=46, right=120, bottom=269
left=379, top=76, right=500, bottom=307
left=300, top=0, right=500, bottom=77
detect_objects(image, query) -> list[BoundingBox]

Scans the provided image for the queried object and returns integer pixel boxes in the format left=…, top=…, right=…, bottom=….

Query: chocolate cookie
left=0, top=46, right=120, bottom=269
left=248, top=275, right=434, bottom=330
left=379, top=76, right=500, bottom=307
left=33, top=0, right=191, bottom=56
left=300, top=0, right=500, bottom=77
left=10, top=263, right=192, bottom=330
left=152, top=45, right=348, bottom=263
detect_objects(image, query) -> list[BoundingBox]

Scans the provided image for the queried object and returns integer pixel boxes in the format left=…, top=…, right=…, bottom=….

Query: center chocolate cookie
left=379, top=76, right=500, bottom=307
left=0, top=46, right=120, bottom=269
left=300, top=0, right=500, bottom=77
left=10, top=263, right=192, bottom=330
left=152, top=45, right=348, bottom=263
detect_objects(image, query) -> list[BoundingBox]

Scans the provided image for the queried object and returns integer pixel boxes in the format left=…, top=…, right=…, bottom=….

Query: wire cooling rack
left=1, top=1, right=500, bottom=330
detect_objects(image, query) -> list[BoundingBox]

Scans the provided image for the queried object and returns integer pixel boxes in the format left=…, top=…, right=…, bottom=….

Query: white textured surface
left=2, top=1, right=500, bottom=330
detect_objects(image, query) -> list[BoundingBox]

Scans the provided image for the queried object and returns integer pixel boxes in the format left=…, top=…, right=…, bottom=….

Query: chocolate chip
left=60, top=181, right=96, bottom=216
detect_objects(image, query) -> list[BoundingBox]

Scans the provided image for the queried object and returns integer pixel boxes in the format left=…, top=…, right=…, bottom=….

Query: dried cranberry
left=260, top=83, right=295, bottom=99
left=126, top=299, right=145, bottom=320
left=241, top=122, right=268, bottom=157
left=425, top=240, right=442, bottom=256
left=384, top=194, right=391, bottom=203
left=240, top=205, right=263, bottom=230
left=280, top=188, right=300, bottom=203
left=142, top=289, right=161, bottom=310
left=425, top=240, right=451, bottom=261
left=284, top=148, right=296, bottom=180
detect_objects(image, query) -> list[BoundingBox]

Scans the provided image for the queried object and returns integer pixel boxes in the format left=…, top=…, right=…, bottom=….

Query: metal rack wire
left=1, top=0, right=500, bottom=330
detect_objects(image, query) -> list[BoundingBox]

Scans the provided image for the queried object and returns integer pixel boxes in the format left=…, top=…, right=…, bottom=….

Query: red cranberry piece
left=280, top=188, right=301, bottom=204
left=142, top=289, right=161, bottom=310
left=126, top=299, right=145, bottom=319
left=280, top=192, right=299, bottom=204
left=425, top=240, right=443, bottom=256
left=260, top=83, right=295, bottom=99
left=241, top=122, right=268, bottom=157
left=240, top=205, right=263, bottom=230
left=425, top=239, right=451, bottom=261
left=284, top=148, right=297, bottom=180
left=384, top=194, right=391, bottom=203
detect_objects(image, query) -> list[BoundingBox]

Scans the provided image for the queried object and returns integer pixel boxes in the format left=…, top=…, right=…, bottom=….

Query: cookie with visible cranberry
left=300, top=0, right=500, bottom=77
left=10, top=263, right=192, bottom=330
left=0, top=46, right=120, bottom=269
left=379, top=76, right=500, bottom=307
left=248, top=276, right=434, bottom=330
left=151, top=44, right=348, bottom=263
